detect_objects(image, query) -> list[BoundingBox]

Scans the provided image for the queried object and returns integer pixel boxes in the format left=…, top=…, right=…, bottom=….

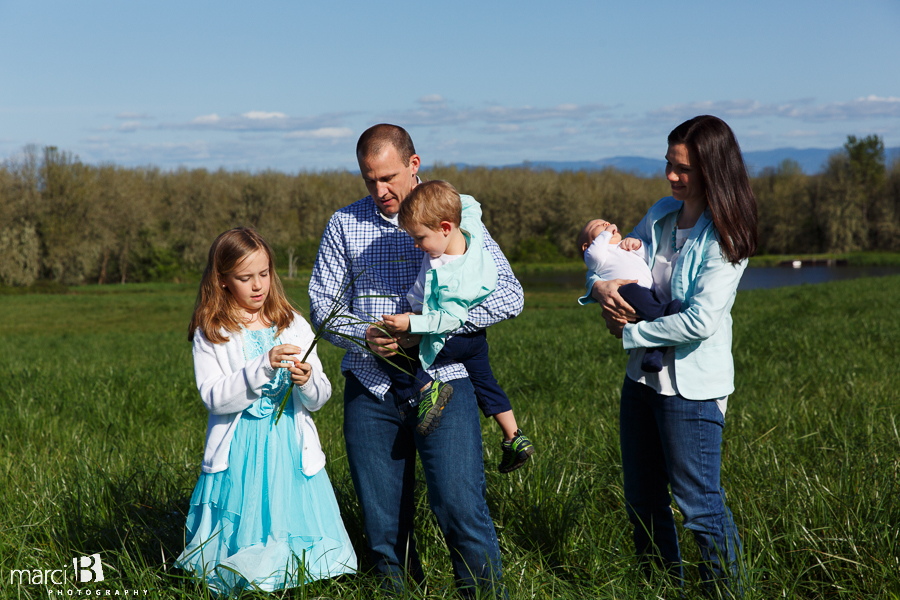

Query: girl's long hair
left=188, top=228, right=295, bottom=343
left=668, top=115, right=758, bottom=264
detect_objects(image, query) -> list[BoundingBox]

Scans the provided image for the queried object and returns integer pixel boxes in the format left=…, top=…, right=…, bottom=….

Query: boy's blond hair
left=398, top=180, right=462, bottom=231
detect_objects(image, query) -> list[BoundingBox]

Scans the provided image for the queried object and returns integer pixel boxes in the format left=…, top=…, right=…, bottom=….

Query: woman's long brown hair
left=188, top=228, right=295, bottom=343
left=668, top=115, right=758, bottom=264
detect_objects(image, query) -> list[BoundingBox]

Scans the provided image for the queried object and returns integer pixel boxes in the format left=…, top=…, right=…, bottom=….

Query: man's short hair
left=398, top=180, right=462, bottom=231
left=356, top=124, right=417, bottom=166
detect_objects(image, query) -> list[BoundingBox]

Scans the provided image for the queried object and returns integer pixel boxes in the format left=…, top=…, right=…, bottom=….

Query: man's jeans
left=620, top=376, right=744, bottom=594
left=343, top=373, right=505, bottom=598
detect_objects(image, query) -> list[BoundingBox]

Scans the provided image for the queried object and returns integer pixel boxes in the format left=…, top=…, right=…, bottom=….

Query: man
left=309, top=124, right=523, bottom=597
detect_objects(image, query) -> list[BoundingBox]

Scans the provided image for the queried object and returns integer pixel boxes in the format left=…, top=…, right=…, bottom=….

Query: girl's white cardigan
left=191, top=313, right=332, bottom=476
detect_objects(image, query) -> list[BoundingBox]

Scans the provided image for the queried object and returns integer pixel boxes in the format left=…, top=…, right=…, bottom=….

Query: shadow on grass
left=490, top=460, right=589, bottom=574
left=35, top=461, right=193, bottom=581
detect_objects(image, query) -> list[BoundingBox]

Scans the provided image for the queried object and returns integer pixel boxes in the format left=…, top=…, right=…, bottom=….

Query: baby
left=379, top=180, right=534, bottom=474
left=577, top=218, right=682, bottom=372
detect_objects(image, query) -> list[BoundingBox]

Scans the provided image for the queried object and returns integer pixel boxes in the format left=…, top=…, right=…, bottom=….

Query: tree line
left=1, top=136, right=898, bottom=286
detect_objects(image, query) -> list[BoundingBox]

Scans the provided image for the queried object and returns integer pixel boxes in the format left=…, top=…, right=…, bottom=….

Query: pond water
left=736, top=265, right=900, bottom=291
left=517, top=265, right=900, bottom=292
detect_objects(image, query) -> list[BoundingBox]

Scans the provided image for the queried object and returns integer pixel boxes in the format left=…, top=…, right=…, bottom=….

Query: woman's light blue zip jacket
left=580, top=196, right=747, bottom=400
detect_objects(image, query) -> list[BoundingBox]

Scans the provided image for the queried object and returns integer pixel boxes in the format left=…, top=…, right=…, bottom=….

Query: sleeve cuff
left=245, top=352, right=277, bottom=390
left=622, top=323, right=638, bottom=349
left=407, top=314, right=428, bottom=334
left=297, top=377, right=316, bottom=394
left=578, top=272, right=601, bottom=305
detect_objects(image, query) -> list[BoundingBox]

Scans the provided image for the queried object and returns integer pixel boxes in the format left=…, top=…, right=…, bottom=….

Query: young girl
left=175, top=227, right=357, bottom=594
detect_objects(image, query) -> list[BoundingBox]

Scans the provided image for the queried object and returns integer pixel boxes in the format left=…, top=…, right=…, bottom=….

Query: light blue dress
left=176, top=326, right=357, bottom=594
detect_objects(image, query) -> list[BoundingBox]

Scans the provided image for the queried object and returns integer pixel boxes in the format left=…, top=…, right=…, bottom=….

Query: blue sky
left=1, top=0, right=898, bottom=172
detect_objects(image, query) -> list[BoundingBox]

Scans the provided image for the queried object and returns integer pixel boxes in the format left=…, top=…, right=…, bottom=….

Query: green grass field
left=1, top=276, right=899, bottom=599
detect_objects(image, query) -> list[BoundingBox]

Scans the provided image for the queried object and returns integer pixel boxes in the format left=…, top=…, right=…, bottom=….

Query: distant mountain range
left=467, top=146, right=900, bottom=177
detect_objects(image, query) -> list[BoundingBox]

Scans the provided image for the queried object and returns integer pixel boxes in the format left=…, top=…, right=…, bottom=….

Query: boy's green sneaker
left=416, top=380, right=453, bottom=437
left=498, top=429, right=535, bottom=473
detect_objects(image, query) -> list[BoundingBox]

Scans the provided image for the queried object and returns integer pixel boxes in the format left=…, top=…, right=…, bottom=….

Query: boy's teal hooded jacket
left=408, top=195, right=498, bottom=369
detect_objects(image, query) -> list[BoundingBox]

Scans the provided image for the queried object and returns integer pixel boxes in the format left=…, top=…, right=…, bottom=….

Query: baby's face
left=584, top=219, right=622, bottom=247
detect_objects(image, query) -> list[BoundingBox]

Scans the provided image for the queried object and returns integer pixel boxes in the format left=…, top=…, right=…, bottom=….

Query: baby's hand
left=381, top=313, right=411, bottom=334
left=288, top=361, right=312, bottom=387
left=619, top=238, right=642, bottom=251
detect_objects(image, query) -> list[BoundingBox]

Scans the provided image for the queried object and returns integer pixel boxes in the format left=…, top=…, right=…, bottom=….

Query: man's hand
left=366, top=325, right=399, bottom=358
left=398, top=333, right=422, bottom=349
left=619, top=238, right=642, bottom=252
left=381, top=313, right=411, bottom=334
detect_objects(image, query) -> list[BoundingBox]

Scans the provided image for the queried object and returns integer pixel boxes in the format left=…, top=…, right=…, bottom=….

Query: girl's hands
left=268, top=344, right=302, bottom=371
left=287, top=361, right=312, bottom=387
left=267, top=344, right=313, bottom=386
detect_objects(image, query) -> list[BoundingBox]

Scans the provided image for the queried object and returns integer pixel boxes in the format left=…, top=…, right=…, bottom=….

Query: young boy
left=380, top=180, right=534, bottom=473
left=577, top=218, right=682, bottom=372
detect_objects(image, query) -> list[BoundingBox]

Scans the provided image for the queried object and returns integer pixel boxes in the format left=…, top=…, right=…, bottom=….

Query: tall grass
left=1, top=277, right=898, bottom=598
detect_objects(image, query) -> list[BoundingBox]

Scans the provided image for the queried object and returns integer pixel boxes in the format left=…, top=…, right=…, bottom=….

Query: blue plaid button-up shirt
left=309, top=194, right=524, bottom=401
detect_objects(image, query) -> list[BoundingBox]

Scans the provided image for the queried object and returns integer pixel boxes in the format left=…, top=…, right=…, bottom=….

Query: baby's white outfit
left=584, top=231, right=653, bottom=289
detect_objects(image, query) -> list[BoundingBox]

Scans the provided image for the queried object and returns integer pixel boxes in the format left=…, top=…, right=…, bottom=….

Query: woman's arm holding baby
left=590, top=279, right=638, bottom=338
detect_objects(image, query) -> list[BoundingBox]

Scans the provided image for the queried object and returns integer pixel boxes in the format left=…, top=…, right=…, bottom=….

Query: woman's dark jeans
left=620, top=376, right=744, bottom=594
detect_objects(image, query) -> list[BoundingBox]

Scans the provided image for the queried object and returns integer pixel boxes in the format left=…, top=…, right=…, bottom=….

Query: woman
left=587, top=115, right=757, bottom=593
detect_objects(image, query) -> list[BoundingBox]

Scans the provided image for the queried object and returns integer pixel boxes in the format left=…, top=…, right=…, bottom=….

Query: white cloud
left=781, top=129, right=819, bottom=138
left=383, top=100, right=612, bottom=127
left=118, top=121, right=142, bottom=133
left=116, top=112, right=154, bottom=120
left=284, top=127, right=353, bottom=140
left=243, top=111, right=288, bottom=120
left=791, top=95, right=900, bottom=121
left=649, top=99, right=790, bottom=121
left=77, top=138, right=253, bottom=165
left=649, top=96, right=900, bottom=123
left=474, top=103, right=610, bottom=123
left=167, top=111, right=353, bottom=132
left=191, top=113, right=221, bottom=124
left=61, top=93, right=898, bottom=172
